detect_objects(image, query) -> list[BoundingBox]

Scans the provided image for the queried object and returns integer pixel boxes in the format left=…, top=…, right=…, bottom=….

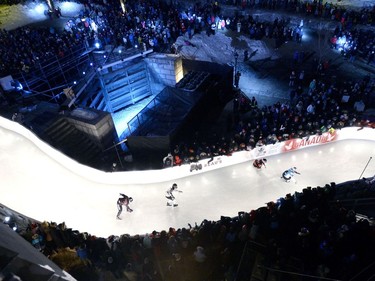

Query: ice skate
left=167, top=202, right=172, bottom=206
left=116, top=216, right=121, bottom=220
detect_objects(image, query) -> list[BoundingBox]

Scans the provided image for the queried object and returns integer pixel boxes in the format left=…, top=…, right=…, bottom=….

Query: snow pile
left=175, top=31, right=275, bottom=65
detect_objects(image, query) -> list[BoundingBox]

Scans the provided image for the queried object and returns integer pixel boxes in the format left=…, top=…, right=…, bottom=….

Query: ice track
left=1, top=120, right=375, bottom=237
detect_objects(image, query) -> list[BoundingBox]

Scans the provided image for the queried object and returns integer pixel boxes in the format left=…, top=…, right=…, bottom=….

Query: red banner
left=282, top=131, right=338, bottom=152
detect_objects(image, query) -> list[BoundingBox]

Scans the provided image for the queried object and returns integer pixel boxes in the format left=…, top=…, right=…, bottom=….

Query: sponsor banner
left=282, top=130, right=338, bottom=152
left=203, top=157, right=223, bottom=168
left=146, top=126, right=375, bottom=182
left=252, top=142, right=283, bottom=158
left=183, top=126, right=375, bottom=176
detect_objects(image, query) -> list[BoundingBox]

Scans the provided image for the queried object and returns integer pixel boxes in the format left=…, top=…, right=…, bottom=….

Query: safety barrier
left=1, top=116, right=375, bottom=185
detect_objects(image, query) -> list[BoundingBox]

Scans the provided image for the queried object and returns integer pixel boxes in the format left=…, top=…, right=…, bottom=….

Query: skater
left=281, top=167, right=300, bottom=183
left=253, top=158, right=267, bottom=169
left=116, top=193, right=133, bottom=219
left=166, top=183, right=182, bottom=207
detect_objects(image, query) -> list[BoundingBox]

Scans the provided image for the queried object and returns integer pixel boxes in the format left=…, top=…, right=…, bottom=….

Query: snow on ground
left=0, top=1, right=83, bottom=31
left=176, top=31, right=274, bottom=65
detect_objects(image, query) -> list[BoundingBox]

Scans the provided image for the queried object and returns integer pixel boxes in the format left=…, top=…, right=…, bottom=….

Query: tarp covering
left=126, top=86, right=203, bottom=164
left=128, top=86, right=204, bottom=137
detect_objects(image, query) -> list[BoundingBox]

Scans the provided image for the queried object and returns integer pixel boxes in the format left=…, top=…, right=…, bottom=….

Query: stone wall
left=146, top=54, right=183, bottom=87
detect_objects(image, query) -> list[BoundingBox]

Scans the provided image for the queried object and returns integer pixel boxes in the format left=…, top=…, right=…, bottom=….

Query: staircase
left=44, top=118, right=104, bottom=167
left=93, top=61, right=152, bottom=113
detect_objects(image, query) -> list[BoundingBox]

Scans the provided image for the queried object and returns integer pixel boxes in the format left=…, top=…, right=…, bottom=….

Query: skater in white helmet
left=281, top=167, right=301, bottom=183
left=166, top=183, right=182, bottom=207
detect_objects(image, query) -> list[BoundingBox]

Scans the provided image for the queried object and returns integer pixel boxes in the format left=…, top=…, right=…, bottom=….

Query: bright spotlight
left=35, top=3, right=46, bottom=14
left=26, top=2, right=49, bottom=20
left=60, top=1, right=76, bottom=10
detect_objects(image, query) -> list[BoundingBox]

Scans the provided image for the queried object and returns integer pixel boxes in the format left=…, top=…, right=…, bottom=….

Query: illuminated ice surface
left=1, top=120, right=375, bottom=238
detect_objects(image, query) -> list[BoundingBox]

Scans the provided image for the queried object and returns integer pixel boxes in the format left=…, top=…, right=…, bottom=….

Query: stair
left=98, top=61, right=152, bottom=113
left=44, top=118, right=104, bottom=166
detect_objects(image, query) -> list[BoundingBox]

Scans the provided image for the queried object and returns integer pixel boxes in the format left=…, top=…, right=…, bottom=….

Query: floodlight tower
left=46, top=0, right=55, bottom=14
left=120, top=0, right=127, bottom=13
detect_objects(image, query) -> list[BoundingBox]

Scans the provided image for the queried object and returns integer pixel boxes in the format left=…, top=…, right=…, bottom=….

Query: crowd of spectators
left=1, top=0, right=375, bottom=280
left=226, top=2, right=375, bottom=56
left=164, top=73, right=373, bottom=168
left=330, top=24, right=375, bottom=65
left=0, top=0, right=25, bottom=5
left=226, top=15, right=305, bottom=49
left=1, top=0, right=374, bottom=77
left=0, top=26, right=89, bottom=76
left=0, top=0, right=223, bottom=77
left=222, top=0, right=375, bottom=25
left=15, top=178, right=375, bottom=280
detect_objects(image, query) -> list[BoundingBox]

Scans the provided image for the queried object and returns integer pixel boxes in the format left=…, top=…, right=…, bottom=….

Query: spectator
left=194, top=246, right=207, bottom=263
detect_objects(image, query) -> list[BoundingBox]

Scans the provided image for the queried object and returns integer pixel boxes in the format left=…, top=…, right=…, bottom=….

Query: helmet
left=129, top=197, right=133, bottom=202
left=263, top=159, right=267, bottom=162
left=293, top=167, right=297, bottom=170
left=172, top=183, right=177, bottom=189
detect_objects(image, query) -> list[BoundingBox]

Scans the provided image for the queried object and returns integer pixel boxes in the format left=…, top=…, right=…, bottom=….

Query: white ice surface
left=1, top=119, right=375, bottom=238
